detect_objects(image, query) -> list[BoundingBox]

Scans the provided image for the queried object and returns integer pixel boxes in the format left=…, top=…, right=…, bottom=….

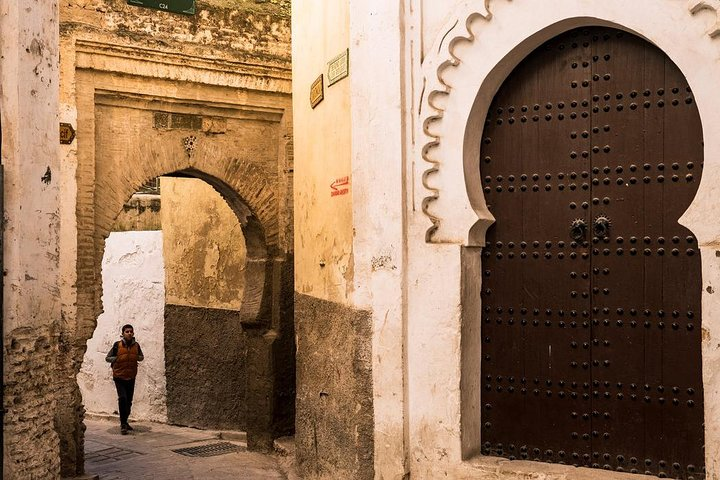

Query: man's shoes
left=124, top=423, right=134, bottom=431
left=120, top=425, right=128, bottom=435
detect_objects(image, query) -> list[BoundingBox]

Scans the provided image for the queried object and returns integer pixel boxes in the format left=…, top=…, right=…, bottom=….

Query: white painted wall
left=78, top=231, right=167, bottom=423
left=409, top=1, right=720, bottom=478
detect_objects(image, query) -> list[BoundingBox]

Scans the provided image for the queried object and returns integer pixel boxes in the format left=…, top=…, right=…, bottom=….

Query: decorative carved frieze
left=421, top=0, right=505, bottom=243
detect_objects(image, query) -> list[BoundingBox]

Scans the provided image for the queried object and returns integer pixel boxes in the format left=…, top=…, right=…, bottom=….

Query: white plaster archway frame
left=421, top=0, right=720, bottom=246
left=418, top=0, right=720, bottom=476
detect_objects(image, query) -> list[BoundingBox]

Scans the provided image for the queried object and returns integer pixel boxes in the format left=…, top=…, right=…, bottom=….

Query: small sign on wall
left=127, top=0, right=195, bottom=15
left=60, top=123, right=76, bottom=145
left=328, top=49, right=349, bottom=86
left=310, top=75, right=324, bottom=109
left=330, top=176, right=350, bottom=197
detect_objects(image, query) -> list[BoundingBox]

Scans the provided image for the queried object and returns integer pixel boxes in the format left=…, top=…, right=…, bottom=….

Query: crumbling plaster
left=1, top=0, right=62, bottom=477
left=79, top=231, right=167, bottom=423
left=162, top=176, right=247, bottom=310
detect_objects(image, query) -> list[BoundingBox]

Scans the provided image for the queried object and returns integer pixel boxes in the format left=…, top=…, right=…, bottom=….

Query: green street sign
left=127, top=0, right=195, bottom=15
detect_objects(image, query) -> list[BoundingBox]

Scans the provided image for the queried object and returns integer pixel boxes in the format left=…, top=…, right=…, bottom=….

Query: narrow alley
left=83, top=417, right=297, bottom=480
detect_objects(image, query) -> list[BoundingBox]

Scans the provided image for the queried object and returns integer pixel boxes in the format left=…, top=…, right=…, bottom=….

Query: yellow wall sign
left=328, top=49, right=349, bottom=86
left=60, top=123, right=76, bottom=145
left=310, top=75, right=324, bottom=109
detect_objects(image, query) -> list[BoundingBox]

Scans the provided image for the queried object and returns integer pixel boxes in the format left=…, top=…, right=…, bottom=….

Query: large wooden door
left=479, top=27, right=704, bottom=479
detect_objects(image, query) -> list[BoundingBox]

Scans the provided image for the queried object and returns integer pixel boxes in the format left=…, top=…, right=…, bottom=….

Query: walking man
left=106, top=324, right=144, bottom=435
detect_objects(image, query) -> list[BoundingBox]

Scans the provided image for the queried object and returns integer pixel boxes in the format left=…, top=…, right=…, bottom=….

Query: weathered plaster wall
left=292, top=0, right=353, bottom=304
left=62, top=0, right=290, bottom=62
left=162, top=176, right=247, bottom=310
left=292, top=0, right=409, bottom=477
left=295, top=294, right=374, bottom=479
left=79, top=231, right=167, bottom=423
left=291, top=1, right=379, bottom=478
left=1, top=0, right=62, bottom=478
left=161, top=176, right=248, bottom=430
left=348, top=2, right=408, bottom=478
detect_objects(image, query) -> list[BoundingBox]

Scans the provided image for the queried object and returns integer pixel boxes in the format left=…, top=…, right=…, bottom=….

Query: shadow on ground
left=84, top=417, right=297, bottom=480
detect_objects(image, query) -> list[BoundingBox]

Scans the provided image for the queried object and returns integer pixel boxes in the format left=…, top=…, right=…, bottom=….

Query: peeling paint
left=162, top=177, right=247, bottom=310
left=28, top=37, right=44, bottom=56
left=371, top=254, right=397, bottom=272
left=79, top=231, right=167, bottom=423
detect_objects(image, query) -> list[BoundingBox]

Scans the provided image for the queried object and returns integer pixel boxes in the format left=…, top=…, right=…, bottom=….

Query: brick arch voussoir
left=87, top=136, right=279, bottom=336
left=190, top=141, right=280, bottom=250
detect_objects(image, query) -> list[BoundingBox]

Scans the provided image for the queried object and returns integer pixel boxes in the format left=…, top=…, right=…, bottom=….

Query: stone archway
left=58, top=87, right=294, bottom=476
left=412, top=1, right=720, bottom=478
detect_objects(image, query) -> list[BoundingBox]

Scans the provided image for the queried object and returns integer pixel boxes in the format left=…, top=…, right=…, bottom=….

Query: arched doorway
left=478, top=26, right=704, bottom=478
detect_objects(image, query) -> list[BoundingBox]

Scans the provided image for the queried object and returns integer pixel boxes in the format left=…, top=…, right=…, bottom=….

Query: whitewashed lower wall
left=78, top=231, right=167, bottom=423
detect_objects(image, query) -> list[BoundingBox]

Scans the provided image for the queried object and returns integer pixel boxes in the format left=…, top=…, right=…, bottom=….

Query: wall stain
left=41, top=167, right=52, bottom=184
left=28, top=38, right=44, bottom=57
left=371, top=255, right=396, bottom=271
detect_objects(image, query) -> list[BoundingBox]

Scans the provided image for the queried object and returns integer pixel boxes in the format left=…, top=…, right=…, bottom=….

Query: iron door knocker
left=594, top=215, right=611, bottom=239
left=570, top=219, right=588, bottom=241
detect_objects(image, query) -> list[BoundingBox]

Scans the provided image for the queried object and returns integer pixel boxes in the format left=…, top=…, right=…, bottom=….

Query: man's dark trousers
left=113, top=378, right=136, bottom=425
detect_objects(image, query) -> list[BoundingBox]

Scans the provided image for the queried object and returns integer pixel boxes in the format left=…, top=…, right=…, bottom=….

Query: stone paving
left=83, top=417, right=296, bottom=479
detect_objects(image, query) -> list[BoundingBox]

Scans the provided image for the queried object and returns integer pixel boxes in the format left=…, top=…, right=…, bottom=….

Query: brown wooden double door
left=478, top=27, right=704, bottom=479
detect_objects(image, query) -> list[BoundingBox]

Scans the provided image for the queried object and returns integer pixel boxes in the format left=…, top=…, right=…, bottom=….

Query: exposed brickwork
left=3, top=326, right=62, bottom=479
left=55, top=0, right=294, bottom=474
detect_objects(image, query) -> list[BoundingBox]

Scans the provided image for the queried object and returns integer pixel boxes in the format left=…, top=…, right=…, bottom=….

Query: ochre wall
left=291, top=1, right=375, bottom=478
left=113, top=194, right=162, bottom=232
left=292, top=0, right=353, bottom=304
left=1, top=0, right=62, bottom=477
left=161, top=177, right=247, bottom=310
left=160, top=176, right=249, bottom=430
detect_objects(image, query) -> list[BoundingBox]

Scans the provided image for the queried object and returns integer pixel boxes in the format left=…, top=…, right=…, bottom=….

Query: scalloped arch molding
left=419, top=0, right=720, bottom=246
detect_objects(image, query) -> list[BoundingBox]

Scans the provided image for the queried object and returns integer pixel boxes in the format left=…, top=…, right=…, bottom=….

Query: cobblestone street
left=83, top=417, right=297, bottom=480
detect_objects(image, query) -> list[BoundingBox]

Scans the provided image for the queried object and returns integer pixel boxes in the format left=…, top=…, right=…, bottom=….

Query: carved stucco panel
left=690, top=0, right=720, bottom=37
left=419, top=0, right=720, bottom=245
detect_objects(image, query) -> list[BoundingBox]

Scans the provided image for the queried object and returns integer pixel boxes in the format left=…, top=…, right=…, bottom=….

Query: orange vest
left=112, top=341, right=140, bottom=380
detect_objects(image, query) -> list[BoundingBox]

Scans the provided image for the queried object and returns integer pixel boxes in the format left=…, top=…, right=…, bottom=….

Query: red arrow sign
left=330, top=176, right=350, bottom=197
